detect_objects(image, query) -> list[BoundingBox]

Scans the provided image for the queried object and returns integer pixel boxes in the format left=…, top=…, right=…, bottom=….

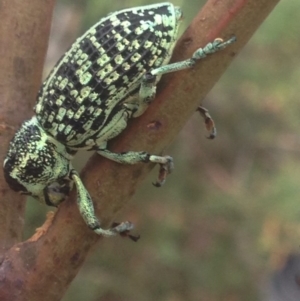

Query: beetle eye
left=4, top=173, right=28, bottom=194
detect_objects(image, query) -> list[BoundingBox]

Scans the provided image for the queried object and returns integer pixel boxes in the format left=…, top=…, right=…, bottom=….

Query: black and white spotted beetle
left=3, top=3, right=235, bottom=237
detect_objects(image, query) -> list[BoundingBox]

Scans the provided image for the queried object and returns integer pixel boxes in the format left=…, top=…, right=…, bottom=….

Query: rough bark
left=0, top=0, right=280, bottom=300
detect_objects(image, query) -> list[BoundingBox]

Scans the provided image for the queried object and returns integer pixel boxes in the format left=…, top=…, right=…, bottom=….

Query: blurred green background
left=24, top=0, right=300, bottom=300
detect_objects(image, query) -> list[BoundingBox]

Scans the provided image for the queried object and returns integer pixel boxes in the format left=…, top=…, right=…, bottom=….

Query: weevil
left=3, top=2, right=235, bottom=237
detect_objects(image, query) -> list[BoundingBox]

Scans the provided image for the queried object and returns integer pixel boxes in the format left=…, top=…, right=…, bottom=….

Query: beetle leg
left=96, top=147, right=174, bottom=187
left=143, top=36, right=236, bottom=78
left=70, top=169, right=134, bottom=237
left=135, top=36, right=236, bottom=118
left=197, top=106, right=217, bottom=139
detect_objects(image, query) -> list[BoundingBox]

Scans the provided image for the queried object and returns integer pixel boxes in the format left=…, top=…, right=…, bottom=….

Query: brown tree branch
left=0, top=0, right=55, bottom=254
left=0, top=0, right=280, bottom=300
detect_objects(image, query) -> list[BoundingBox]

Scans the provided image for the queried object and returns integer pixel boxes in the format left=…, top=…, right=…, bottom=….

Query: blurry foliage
left=23, top=0, right=300, bottom=300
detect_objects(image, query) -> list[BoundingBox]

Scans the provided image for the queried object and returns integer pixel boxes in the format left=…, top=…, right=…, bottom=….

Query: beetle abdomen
left=35, top=3, right=181, bottom=147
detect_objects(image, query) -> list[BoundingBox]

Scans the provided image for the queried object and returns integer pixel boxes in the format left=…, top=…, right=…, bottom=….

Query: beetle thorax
left=3, top=116, right=73, bottom=203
